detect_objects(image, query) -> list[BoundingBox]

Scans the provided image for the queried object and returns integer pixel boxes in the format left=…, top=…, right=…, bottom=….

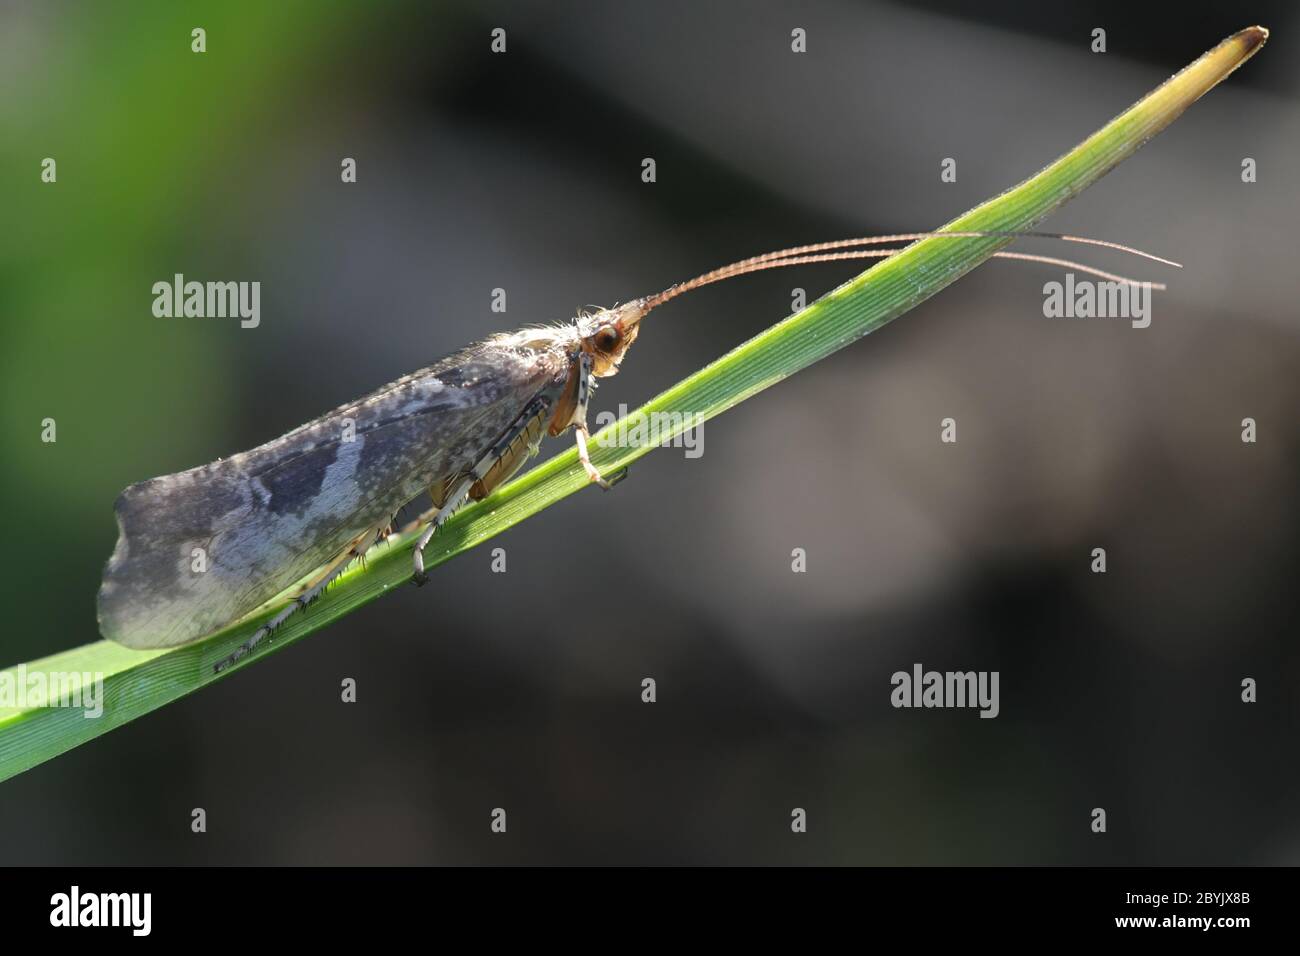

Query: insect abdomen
left=470, top=396, right=552, bottom=500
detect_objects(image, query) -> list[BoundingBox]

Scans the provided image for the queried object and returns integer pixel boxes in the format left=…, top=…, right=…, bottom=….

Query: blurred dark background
left=1, top=0, right=1297, bottom=864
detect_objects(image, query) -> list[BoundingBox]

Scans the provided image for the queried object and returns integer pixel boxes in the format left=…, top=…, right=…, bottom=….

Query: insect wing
left=98, top=345, right=569, bottom=649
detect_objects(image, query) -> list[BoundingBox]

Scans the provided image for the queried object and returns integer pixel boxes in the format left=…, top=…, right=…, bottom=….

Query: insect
left=96, top=230, right=1176, bottom=672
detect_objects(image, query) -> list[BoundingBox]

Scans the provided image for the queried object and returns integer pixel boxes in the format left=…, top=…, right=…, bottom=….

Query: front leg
left=573, top=422, right=613, bottom=489
left=570, top=351, right=626, bottom=491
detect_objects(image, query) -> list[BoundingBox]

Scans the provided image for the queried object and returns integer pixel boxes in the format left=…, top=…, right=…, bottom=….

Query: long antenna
left=638, top=230, right=1177, bottom=312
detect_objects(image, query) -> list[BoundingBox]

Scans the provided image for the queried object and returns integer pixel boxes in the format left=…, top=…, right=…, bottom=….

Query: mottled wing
left=98, top=344, right=570, bottom=648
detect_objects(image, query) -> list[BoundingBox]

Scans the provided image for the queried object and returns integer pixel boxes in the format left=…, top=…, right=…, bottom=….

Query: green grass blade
left=0, top=27, right=1268, bottom=782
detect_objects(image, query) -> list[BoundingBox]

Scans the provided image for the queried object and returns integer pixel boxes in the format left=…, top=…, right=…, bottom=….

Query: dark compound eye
left=595, top=327, right=620, bottom=351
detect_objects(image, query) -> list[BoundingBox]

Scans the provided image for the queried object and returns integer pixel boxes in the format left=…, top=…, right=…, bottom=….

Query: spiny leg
left=399, top=471, right=478, bottom=544
left=410, top=477, right=472, bottom=586
left=213, top=527, right=379, bottom=673
left=409, top=395, right=554, bottom=585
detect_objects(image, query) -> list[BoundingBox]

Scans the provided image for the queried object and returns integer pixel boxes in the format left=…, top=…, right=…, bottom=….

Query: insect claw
left=605, top=467, right=629, bottom=489
left=412, top=570, right=430, bottom=587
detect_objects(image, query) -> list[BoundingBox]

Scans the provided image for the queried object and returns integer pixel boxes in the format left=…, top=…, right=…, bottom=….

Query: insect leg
left=574, top=424, right=612, bottom=489
left=410, top=394, right=554, bottom=585
left=410, top=477, right=472, bottom=586
left=571, top=352, right=623, bottom=490
left=213, top=526, right=381, bottom=673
